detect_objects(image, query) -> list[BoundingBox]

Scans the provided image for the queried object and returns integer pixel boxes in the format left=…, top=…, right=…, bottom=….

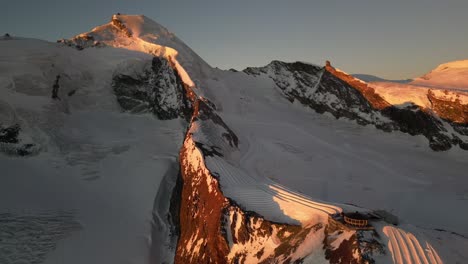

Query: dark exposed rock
left=245, top=61, right=385, bottom=127
left=0, top=124, right=37, bottom=156
left=193, top=100, right=238, bottom=148
left=381, top=104, right=453, bottom=151
left=57, top=34, right=104, bottom=50
left=453, top=123, right=468, bottom=136
left=0, top=124, right=20, bottom=143
left=459, top=140, right=468, bottom=150
left=357, top=230, right=386, bottom=264
left=51, top=75, right=60, bottom=100
left=244, top=60, right=468, bottom=151
left=112, top=56, right=192, bottom=120
left=194, top=142, right=223, bottom=157
left=2, top=33, right=11, bottom=40
left=16, top=143, right=36, bottom=156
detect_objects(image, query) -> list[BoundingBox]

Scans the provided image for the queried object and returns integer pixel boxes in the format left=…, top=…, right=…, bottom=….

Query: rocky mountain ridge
left=2, top=14, right=465, bottom=264
left=244, top=60, right=468, bottom=151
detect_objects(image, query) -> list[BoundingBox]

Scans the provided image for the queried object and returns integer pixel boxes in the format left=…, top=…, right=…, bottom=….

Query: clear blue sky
left=2, top=0, right=468, bottom=79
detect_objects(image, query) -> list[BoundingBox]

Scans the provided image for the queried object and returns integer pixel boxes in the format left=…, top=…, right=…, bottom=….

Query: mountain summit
left=60, top=14, right=210, bottom=87
left=411, top=60, right=468, bottom=89
left=1, top=14, right=467, bottom=264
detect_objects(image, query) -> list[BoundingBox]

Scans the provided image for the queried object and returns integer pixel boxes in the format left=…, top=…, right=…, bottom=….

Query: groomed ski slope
left=3, top=15, right=467, bottom=263
left=64, top=16, right=468, bottom=263
left=383, top=226, right=443, bottom=264
left=206, top=154, right=342, bottom=225
left=197, top=66, right=468, bottom=262
left=114, top=14, right=457, bottom=261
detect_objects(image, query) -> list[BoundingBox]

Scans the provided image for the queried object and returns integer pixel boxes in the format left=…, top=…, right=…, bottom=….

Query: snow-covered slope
left=2, top=14, right=468, bottom=264
left=363, top=60, right=468, bottom=146
left=0, top=37, right=186, bottom=263
left=59, top=14, right=211, bottom=89
left=243, top=60, right=468, bottom=151
left=198, top=63, right=468, bottom=263
left=411, top=60, right=468, bottom=90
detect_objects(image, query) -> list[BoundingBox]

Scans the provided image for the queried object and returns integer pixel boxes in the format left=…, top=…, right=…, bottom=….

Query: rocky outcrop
left=0, top=123, right=20, bottom=144
left=224, top=205, right=326, bottom=263
left=58, top=34, right=104, bottom=50
left=325, top=62, right=391, bottom=111
left=381, top=105, right=454, bottom=151
left=55, top=16, right=402, bottom=261
left=175, top=99, right=366, bottom=263
left=111, top=15, right=132, bottom=37
left=244, top=60, right=468, bottom=151
left=43, top=42, right=379, bottom=261
left=245, top=61, right=389, bottom=127
left=427, top=89, right=468, bottom=128
left=58, top=15, right=131, bottom=50
left=323, top=222, right=361, bottom=264
left=0, top=123, right=37, bottom=156
left=1, top=33, right=12, bottom=40
left=112, top=56, right=192, bottom=120
left=177, top=130, right=230, bottom=263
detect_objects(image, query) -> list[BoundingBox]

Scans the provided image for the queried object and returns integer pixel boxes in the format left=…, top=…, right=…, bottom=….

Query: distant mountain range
left=351, top=74, right=412, bottom=84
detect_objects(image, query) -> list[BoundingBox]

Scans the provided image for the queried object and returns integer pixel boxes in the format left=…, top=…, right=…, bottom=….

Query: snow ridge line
left=168, top=53, right=344, bottom=226
left=157, top=33, right=344, bottom=223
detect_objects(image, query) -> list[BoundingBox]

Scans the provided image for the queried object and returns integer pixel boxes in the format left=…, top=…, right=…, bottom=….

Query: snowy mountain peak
left=411, top=59, right=468, bottom=89
left=433, top=59, right=468, bottom=70
left=63, top=14, right=181, bottom=55
left=104, top=14, right=174, bottom=42
left=59, top=14, right=210, bottom=88
left=2, top=13, right=468, bottom=264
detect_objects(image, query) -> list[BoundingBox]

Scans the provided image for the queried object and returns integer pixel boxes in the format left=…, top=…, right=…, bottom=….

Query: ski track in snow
left=2, top=16, right=466, bottom=264
left=205, top=122, right=343, bottom=225
left=207, top=153, right=341, bottom=225
left=383, top=226, right=443, bottom=264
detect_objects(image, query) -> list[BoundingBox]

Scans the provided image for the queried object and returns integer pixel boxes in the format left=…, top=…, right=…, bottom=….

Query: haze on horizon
left=2, top=0, right=468, bottom=79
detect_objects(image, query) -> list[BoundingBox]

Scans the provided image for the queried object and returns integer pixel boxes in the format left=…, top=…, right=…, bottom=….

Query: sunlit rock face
left=3, top=13, right=461, bottom=264
left=112, top=56, right=192, bottom=120
left=244, top=60, right=387, bottom=126
left=58, top=15, right=133, bottom=50
left=427, top=89, right=468, bottom=125
left=175, top=100, right=366, bottom=263
left=177, top=132, right=230, bottom=263
left=244, top=61, right=468, bottom=151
